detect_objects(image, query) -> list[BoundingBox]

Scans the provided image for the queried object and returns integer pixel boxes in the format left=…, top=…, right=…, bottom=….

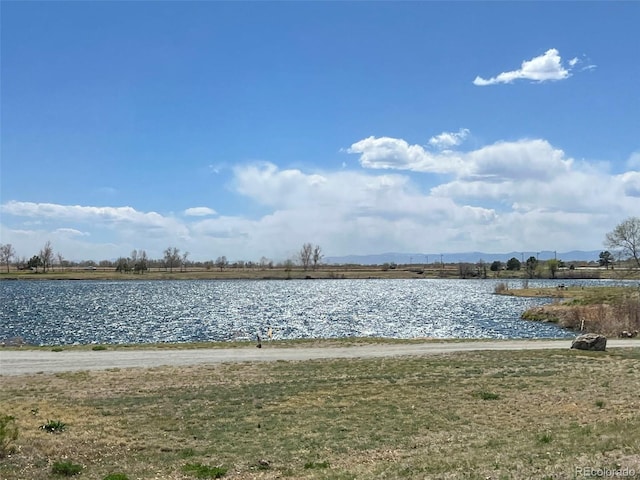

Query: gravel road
left=1, top=339, right=639, bottom=376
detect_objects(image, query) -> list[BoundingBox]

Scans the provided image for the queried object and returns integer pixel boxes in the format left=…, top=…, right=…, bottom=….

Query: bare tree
left=215, top=255, right=228, bottom=271
left=605, top=217, right=640, bottom=269
left=132, top=249, right=148, bottom=274
left=163, top=246, right=180, bottom=272
left=39, top=241, right=54, bottom=273
left=56, top=252, right=65, bottom=271
left=312, top=245, right=323, bottom=271
left=138, top=250, right=148, bottom=274
left=0, top=244, right=16, bottom=273
left=259, top=256, right=273, bottom=270
left=299, top=243, right=313, bottom=271
left=181, top=251, right=190, bottom=272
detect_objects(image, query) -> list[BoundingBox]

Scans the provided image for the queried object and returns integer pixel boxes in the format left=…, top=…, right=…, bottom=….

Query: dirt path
left=2, top=339, right=639, bottom=376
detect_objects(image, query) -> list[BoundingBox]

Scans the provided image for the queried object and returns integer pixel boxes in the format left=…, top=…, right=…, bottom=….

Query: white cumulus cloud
left=347, top=136, right=463, bottom=174
left=473, top=48, right=572, bottom=86
left=348, top=134, right=572, bottom=181
left=428, top=128, right=470, bottom=150
left=1, top=134, right=637, bottom=262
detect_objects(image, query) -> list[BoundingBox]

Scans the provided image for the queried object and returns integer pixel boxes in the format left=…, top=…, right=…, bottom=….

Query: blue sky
left=1, top=1, right=639, bottom=262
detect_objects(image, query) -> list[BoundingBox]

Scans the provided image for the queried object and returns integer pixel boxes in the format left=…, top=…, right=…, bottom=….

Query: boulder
left=571, top=333, right=607, bottom=351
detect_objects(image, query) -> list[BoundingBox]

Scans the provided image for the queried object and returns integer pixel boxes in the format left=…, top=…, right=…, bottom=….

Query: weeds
left=183, top=463, right=228, bottom=478
left=537, top=433, right=553, bottom=444
left=473, top=390, right=500, bottom=400
left=520, top=288, right=640, bottom=336
left=40, top=419, right=66, bottom=433
left=179, top=448, right=196, bottom=458
left=103, top=474, right=129, bottom=480
left=51, top=460, right=82, bottom=476
left=0, top=414, right=18, bottom=457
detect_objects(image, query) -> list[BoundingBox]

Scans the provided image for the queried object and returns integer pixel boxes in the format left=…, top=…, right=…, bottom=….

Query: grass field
left=2, top=348, right=640, bottom=479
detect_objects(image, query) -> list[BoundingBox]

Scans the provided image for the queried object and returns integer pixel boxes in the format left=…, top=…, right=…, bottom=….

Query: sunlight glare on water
left=0, top=278, right=608, bottom=345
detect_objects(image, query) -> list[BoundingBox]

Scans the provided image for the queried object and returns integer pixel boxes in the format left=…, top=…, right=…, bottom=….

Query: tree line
left=1, top=217, right=638, bottom=274
left=0, top=241, right=324, bottom=274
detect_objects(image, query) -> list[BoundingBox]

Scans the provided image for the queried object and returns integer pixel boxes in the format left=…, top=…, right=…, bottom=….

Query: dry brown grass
left=517, top=287, right=640, bottom=336
left=2, top=348, right=640, bottom=479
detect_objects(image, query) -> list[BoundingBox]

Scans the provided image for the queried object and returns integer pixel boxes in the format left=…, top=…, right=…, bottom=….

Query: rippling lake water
left=2, top=278, right=629, bottom=346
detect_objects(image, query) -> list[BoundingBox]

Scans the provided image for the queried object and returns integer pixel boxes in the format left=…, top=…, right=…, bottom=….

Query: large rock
left=571, top=333, right=607, bottom=351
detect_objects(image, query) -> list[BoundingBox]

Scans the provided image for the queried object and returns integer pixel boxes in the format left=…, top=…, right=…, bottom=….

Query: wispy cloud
left=54, top=228, right=90, bottom=237
left=184, top=207, right=217, bottom=217
left=473, top=48, right=573, bottom=86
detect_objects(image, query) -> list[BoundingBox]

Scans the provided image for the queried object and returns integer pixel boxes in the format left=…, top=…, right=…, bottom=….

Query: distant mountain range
left=324, top=250, right=603, bottom=265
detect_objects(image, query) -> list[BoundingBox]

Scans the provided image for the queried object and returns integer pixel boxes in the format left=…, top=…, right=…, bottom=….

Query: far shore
left=2, top=264, right=636, bottom=281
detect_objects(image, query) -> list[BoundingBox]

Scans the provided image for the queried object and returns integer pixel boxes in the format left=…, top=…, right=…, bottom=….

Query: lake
left=0, top=278, right=626, bottom=346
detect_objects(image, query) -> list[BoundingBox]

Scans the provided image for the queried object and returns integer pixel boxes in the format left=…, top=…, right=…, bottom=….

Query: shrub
left=0, top=414, right=18, bottom=457
left=40, top=419, right=66, bottom=433
left=473, top=390, right=500, bottom=400
left=183, top=463, right=228, bottom=478
left=92, top=345, right=108, bottom=351
left=494, top=282, right=508, bottom=294
left=51, top=347, right=64, bottom=352
left=538, top=433, right=553, bottom=444
left=52, top=460, right=82, bottom=476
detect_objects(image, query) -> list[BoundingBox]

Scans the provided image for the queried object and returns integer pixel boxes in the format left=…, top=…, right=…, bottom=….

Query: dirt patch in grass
left=2, top=349, right=640, bottom=479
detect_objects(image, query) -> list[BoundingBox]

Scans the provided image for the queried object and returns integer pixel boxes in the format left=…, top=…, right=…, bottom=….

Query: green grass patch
left=51, top=460, right=82, bottom=476
left=473, top=390, right=500, bottom=400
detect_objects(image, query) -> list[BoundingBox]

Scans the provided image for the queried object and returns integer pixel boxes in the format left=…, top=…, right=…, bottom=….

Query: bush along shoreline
left=500, top=285, right=640, bottom=337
